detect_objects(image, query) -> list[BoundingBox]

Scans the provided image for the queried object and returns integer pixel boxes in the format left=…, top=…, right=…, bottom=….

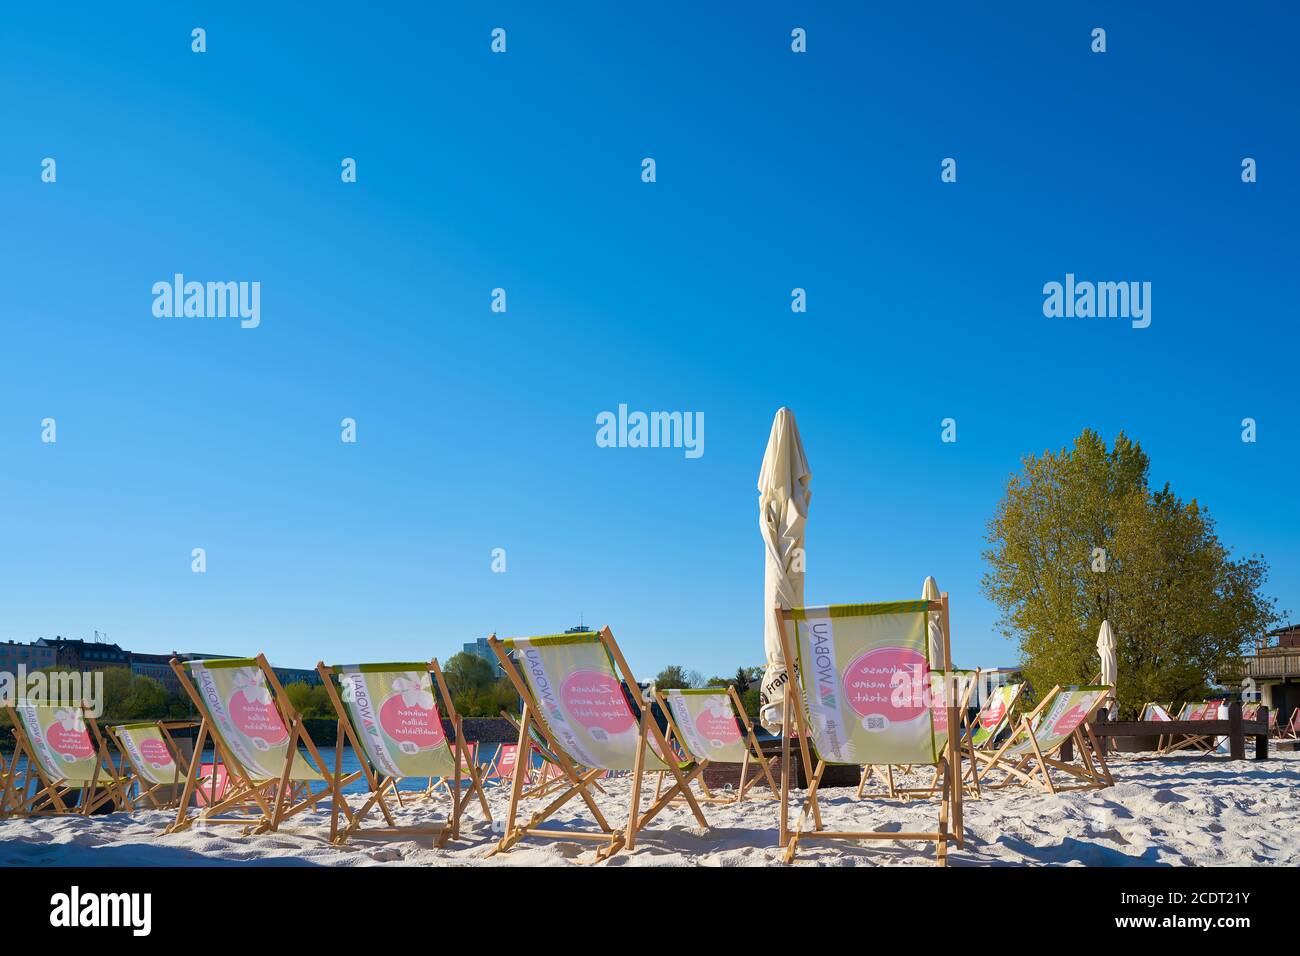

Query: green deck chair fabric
left=186, top=659, right=323, bottom=783
left=1000, top=686, right=1109, bottom=758
left=1141, top=702, right=1174, bottom=722
left=332, top=664, right=459, bottom=780
left=786, top=601, right=940, bottom=766
left=12, top=702, right=116, bottom=785
left=113, top=722, right=180, bottom=786
left=970, top=682, right=1023, bottom=748
left=501, top=633, right=674, bottom=772
left=662, top=689, right=749, bottom=764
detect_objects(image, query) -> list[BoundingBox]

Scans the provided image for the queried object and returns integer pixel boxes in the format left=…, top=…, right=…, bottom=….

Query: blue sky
left=1, top=2, right=1295, bottom=679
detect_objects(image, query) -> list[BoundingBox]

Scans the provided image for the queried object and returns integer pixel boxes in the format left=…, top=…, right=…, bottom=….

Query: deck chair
left=2, top=700, right=127, bottom=817
left=166, top=655, right=353, bottom=837
left=483, top=743, right=519, bottom=787
left=1140, top=702, right=1177, bottom=753
left=487, top=627, right=709, bottom=862
left=882, top=669, right=981, bottom=802
left=498, top=707, right=608, bottom=800
left=974, top=685, right=1113, bottom=794
left=108, top=721, right=194, bottom=809
left=970, top=681, right=1025, bottom=751
left=317, top=659, right=491, bottom=846
left=0, top=748, right=14, bottom=818
left=1157, top=700, right=1220, bottom=755
left=1141, top=702, right=1174, bottom=721
left=195, top=763, right=229, bottom=807
left=481, top=744, right=503, bottom=782
left=946, top=679, right=1025, bottom=792
left=775, top=597, right=963, bottom=865
left=430, top=740, right=479, bottom=796
left=653, top=686, right=778, bottom=805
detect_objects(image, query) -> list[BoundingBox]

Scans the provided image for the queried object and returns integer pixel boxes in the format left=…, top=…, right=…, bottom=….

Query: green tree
left=119, top=673, right=168, bottom=720
left=654, top=665, right=694, bottom=690
left=982, top=429, right=1282, bottom=717
left=443, top=652, right=497, bottom=705
left=92, top=667, right=171, bottom=721
left=457, top=677, right=521, bottom=718
left=282, top=681, right=334, bottom=719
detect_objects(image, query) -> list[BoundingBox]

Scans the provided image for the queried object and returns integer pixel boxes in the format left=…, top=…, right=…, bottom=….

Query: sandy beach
left=3, top=751, right=1296, bottom=867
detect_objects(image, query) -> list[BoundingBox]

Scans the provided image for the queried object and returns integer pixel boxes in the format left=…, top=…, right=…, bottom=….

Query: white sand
left=2, top=752, right=1297, bottom=866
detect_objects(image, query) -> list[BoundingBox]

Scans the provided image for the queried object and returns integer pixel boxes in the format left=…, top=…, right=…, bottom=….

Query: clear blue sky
left=1, top=3, right=1295, bottom=678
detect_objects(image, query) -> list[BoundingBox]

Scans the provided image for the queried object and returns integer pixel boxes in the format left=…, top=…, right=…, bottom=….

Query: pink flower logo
left=842, top=647, right=929, bottom=729
left=228, top=672, right=289, bottom=750
left=139, top=738, right=174, bottom=769
left=560, top=670, right=635, bottom=737
left=379, top=672, right=444, bottom=753
left=693, top=699, right=741, bottom=747
left=48, top=708, right=95, bottom=761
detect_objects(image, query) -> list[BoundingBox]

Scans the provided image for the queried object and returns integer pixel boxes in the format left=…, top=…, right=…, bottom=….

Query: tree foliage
left=653, top=665, right=695, bottom=690
left=441, top=651, right=518, bottom=718
left=282, top=681, right=334, bottom=719
left=982, top=430, right=1281, bottom=717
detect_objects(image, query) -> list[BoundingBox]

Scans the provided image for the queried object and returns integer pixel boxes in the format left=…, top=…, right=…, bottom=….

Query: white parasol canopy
left=1096, top=619, right=1117, bottom=719
left=758, top=408, right=811, bottom=734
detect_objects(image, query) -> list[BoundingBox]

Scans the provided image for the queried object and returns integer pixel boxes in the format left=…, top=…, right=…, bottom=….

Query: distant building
left=0, top=640, right=56, bottom=673
left=271, top=666, right=322, bottom=688
left=1226, top=624, right=1300, bottom=721
left=34, top=637, right=129, bottom=671
left=462, top=637, right=508, bottom=677
left=5, top=636, right=323, bottom=696
left=462, top=637, right=496, bottom=666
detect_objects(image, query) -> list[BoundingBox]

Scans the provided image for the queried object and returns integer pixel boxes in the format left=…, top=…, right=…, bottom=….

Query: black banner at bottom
left=9, top=864, right=1276, bottom=942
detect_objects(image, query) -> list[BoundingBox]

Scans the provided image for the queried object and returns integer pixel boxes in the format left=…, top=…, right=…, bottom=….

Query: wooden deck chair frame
left=480, top=743, right=503, bottom=784
left=1157, top=701, right=1220, bottom=756
left=776, top=596, right=963, bottom=866
left=651, top=685, right=778, bottom=806
left=882, top=669, right=981, bottom=802
left=1139, top=701, right=1177, bottom=754
left=316, top=657, right=491, bottom=846
left=166, top=654, right=356, bottom=837
left=974, top=685, right=1114, bottom=794
left=497, top=708, right=609, bottom=800
left=482, top=742, right=525, bottom=788
left=0, top=747, right=17, bottom=818
left=958, top=678, right=1026, bottom=794
left=486, top=626, right=710, bottom=862
left=2, top=700, right=127, bottom=818
left=428, top=739, right=480, bottom=797
left=107, top=720, right=196, bottom=810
